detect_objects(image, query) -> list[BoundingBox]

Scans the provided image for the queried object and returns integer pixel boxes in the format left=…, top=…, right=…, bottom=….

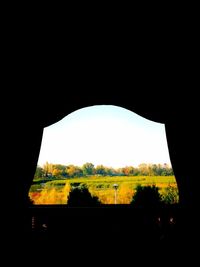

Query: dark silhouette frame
left=8, top=97, right=197, bottom=259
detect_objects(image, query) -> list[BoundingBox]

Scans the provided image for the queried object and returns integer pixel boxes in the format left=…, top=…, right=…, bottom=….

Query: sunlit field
left=29, top=175, right=178, bottom=205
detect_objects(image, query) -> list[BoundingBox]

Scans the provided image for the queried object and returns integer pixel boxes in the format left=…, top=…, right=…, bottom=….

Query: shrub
left=67, top=184, right=101, bottom=206
left=162, top=184, right=179, bottom=204
left=130, top=184, right=162, bottom=208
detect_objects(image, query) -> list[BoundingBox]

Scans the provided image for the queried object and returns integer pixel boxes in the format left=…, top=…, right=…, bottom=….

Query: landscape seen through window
left=29, top=105, right=178, bottom=206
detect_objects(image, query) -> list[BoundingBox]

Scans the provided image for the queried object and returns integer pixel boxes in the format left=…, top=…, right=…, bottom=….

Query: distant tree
left=156, top=164, right=163, bottom=176
left=147, top=164, right=155, bottom=176
left=121, top=166, right=138, bottom=176
left=138, top=163, right=149, bottom=176
left=67, top=184, right=101, bottom=206
left=162, top=164, right=174, bottom=176
left=53, top=164, right=67, bottom=177
left=82, top=163, right=95, bottom=176
left=152, top=164, right=158, bottom=176
left=127, top=166, right=136, bottom=176
left=105, top=167, right=117, bottom=176
left=95, top=165, right=106, bottom=176
left=66, top=165, right=83, bottom=177
left=122, top=166, right=130, bottom=176
left=66, top=165, right=76, bottom=177
left=43, top=162, right=53, bottom=177
left=52, top=168, right=62, bottom=177
left=34, top=166, right=45, bottom=179
left=116, top=168, right=124, bottom=176
left=132, top=167, right=140, bottom=176
left=131, top=185, right=162, bottom=208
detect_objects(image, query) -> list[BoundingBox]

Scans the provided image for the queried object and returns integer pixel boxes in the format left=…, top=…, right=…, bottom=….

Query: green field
left=29, top=175, right=178, bottom=205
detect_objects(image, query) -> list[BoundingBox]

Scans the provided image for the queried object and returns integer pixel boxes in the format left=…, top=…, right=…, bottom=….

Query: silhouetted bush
left=131, top=185, right=162, bottom=208
left=67, top=184, right=101, bottom=206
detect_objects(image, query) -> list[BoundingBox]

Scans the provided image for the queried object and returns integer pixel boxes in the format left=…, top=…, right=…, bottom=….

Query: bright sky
left=37, top=105, right=172, bottom=168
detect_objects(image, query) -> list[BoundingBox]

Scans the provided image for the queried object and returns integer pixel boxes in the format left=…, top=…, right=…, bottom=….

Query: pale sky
left=37, top=105, right=172, bottom=168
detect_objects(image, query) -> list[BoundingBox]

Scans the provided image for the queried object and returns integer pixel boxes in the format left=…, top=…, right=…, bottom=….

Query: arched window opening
left=29, top=105, right=178, bottom=206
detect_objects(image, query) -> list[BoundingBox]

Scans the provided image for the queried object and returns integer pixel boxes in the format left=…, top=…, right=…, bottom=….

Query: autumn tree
left=52, top=168, right=62, bottom=177
left=66, top=165, right=83, bottom=177
left=52, top=164, right=67, bottom=177
left=121, top=166, right=130, bottom=176
left=127, top=166, right=136, bottom=176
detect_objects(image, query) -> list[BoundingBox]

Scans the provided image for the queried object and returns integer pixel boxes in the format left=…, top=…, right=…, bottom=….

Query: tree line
left=35, top=162, right=174, bottom=179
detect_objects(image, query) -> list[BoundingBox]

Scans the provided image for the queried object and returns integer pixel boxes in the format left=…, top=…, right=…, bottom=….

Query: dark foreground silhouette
left=5, top=93, right=198, bottom=263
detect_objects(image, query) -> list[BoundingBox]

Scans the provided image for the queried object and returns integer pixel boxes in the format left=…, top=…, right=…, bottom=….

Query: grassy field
left=29, top=175, right=178, bottom=205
